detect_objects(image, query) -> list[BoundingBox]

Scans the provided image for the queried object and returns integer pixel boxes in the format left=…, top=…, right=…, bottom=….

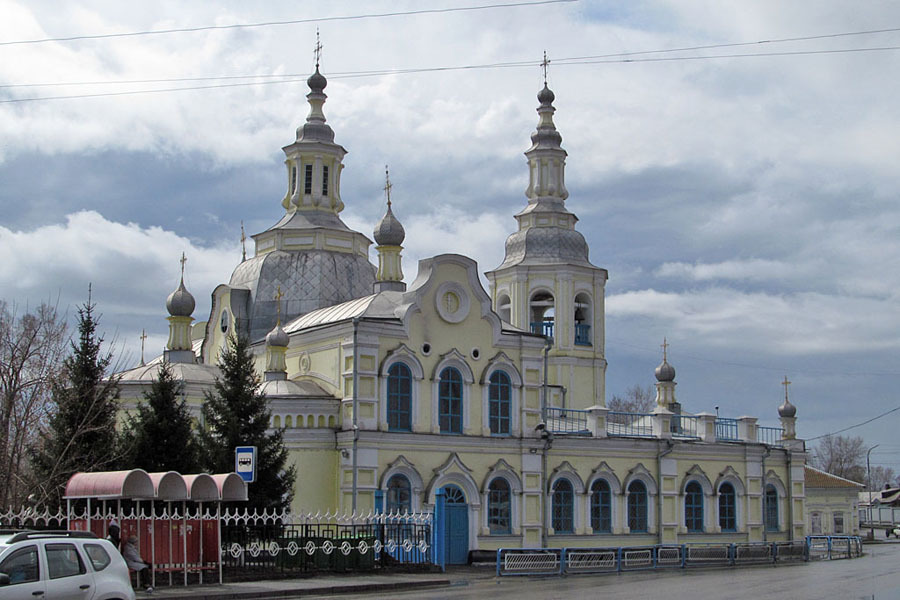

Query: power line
left=0, top=0, right=577, bottom=47
left=806, top=405, right=900, bottom=442
left=3, top=44, right=900, bottom=105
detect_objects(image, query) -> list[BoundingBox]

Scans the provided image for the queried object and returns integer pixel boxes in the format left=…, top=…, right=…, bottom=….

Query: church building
left=117, top=63, right=808, bottom=562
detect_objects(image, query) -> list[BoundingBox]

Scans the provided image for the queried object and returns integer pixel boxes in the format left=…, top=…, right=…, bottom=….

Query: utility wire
left=0, top=0, right=577, bottom=47
left=806, top=405, right=900, bottom=442
left=3, top=44, right=900, bottom=105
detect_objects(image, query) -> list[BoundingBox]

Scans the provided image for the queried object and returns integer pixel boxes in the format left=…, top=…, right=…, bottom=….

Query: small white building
left=805, top=465, right=863, bottom=535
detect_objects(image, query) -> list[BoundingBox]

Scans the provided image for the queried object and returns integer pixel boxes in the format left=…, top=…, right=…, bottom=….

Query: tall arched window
left=719, top=483, right=736, bottom=532
left=627, top=480, right=648, bottom=533
left=574, top=292, right=592, bottom=346
left=552, top=479, right=574, bottom=534
left=489, top=371, right=511, bottom=435
left=488, top=478, right=512, bottom=535
left=387, top=363, right=412, bottom=431
left=764, top=484, right=778, bottom=532
left=386, top=475, right=411, bottom=514
left=439, top=367, right=463, bottom=434
left=590, top=479, right=612, bottom=534
left=529, top=291, right=555, bottom=339
left=685, top=481, right=704, bottom=532
left=497, top=294, right=511, bottom=323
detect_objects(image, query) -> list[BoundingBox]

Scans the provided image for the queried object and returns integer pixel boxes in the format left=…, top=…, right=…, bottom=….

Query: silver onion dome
left=655, top=359, right=676, bottom=382
left=266, top=323, right=289, bottom=348
left=373, top=203, right=405, bottom=246
left=166, top=279, right=195, bottom=317
left=778, top=398, right=797, bottom=418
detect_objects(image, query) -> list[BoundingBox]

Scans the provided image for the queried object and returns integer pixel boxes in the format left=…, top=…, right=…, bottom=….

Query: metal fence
left=715, top=418, right=739, bottom=441
left=497, top=537, right=858, bottom=576
left=607, top=412, right=654, bottom=438
left=544, top=407, right=591, bottom=435
left=671, top=415, right=701, bottom=439
left=757, top=426, right=785, bottom=446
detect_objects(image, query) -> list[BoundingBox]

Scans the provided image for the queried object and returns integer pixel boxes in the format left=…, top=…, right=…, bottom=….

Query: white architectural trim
left=379, top=344, right=425, bottom=432
left=481, top=459, right=522, bottom=536
left=714, top=466, right=746, bottom=533
left=623, top=463, right=658, bottom=534
left=380, top=455, right=425, bottom=513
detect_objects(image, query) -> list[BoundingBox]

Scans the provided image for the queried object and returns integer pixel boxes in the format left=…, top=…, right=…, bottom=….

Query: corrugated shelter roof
left=65, top=470, right=155, bottom=499
left=148, top=471, right=188, bottom=500
left=211, top=473, right=248, bottom=501
left=804, top=465, right=864, bottom=489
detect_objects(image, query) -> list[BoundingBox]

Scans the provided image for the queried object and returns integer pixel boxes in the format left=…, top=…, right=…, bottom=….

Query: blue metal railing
left=757, top=426, right=784, bottom=446
left=607, top=412, right=654, bottom=438
left=671, top=414, right=700, bottom=439
left=544, top=406, right=591, bottom=435
left=715, top=418, right=739, bottom=441
left=574, top=323, right=592, bottom=346
left=530, top=321, right=554, bottom=338
left=497, top=537, right=858, bottom=576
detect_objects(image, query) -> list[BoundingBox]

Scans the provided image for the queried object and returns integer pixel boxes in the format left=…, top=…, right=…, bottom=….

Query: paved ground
left=142, top=542, right=900, bottom=600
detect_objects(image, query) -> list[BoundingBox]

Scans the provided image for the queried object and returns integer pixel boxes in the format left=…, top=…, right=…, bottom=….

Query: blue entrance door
left=443, top=485, right=469, bottom=565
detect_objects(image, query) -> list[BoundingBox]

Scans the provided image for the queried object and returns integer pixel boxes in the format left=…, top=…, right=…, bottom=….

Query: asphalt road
left=304, top=544, right=900, bottom=600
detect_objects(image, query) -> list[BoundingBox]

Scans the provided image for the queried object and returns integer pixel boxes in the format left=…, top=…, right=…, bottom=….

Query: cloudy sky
left=2, top=1, right=899, bottom=472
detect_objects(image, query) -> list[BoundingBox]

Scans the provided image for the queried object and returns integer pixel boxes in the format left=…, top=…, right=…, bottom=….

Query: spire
left=373, top=166, right=406, bottom=293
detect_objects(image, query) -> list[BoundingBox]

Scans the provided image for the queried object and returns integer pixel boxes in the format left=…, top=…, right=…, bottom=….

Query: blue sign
left=235, top=446, right=257, bottom=483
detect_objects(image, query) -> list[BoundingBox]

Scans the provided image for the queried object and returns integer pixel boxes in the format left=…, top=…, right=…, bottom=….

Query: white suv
left=0, top=530, right=135, bottom=600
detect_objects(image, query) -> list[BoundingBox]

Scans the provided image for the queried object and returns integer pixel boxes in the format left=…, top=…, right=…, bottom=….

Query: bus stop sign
left=235, top=446, right=257, bottom=483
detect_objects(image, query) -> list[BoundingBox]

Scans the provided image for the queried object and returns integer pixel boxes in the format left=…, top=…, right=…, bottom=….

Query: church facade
left=117, top=66, right=808, bottom=561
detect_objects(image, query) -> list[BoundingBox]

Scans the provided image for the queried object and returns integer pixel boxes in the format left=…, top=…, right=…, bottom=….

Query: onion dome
left=778, top=398, right=797, bottom=418
left=374, top=202, right=405, bottom=246
left=654, top=358, right=676, bottom=382
left=307, top=67, right=327, bottom=92
left=166, top=278, right=195, bottom=317
left=266, top=322, right=289, bottom=348
left=537, top=83, right=555, bottom=105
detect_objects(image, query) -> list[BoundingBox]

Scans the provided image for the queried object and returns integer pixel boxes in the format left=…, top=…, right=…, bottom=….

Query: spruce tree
left=30, top=294, right=119, bottom=508
left=121, top=361, right=200, bottom=474
left=199, top=334, right=295, bottom=512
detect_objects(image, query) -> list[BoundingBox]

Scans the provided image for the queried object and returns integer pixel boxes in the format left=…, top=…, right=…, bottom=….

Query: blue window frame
left=387, top=363, right=412, bottom=431
left=488, top=478, right=511, bottom=535
left=439, top=367, right=463, bottom=434
left=685, top=481, right=703, bottom=532
left=443, top=484, right=466, bottom=504
left=386, top=475, right=411, bottom=514
left=489, top=371, right=511, bottom=435
left=590, top=479, right=612, bottom=534
left=627, top=480, right=648, bottom=533
left=552, top=479, right=574, bottom=534
left=719, top=483, right=736, bottom=532
left=764, top=484, right=778, bottom=532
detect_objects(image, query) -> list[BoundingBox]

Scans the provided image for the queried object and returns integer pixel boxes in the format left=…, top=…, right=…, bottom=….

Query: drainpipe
left=541, top=337, right=552, bottom=420
left=352, top=317, right=360, bottom=513
left=761, top=447, right=771, bottom=542
left=540, top=429, right=553, bottom=549
left=657, top=440, right=674, bottom=545
left=785, top=447, right=793, bottom=541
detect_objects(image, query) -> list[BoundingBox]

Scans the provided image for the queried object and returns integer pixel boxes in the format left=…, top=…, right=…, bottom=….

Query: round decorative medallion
left=435, top=282, right=470, bottom=324
left=299, top=352, right=311, bottom=374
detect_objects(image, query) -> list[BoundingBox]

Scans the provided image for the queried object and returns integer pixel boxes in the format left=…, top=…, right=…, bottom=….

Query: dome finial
left=779, top=375, right=797, bottom=417
left=541, top=50, right=550, bottom=86
left=384, top=164, right=392, bottom=209
left=314, top=27, right=323, bottom=71
left=373, top=165, right=405, bottom=247
left=166, top=252, right=195, bottom=317
left=654, top=337, right=676, bottom=382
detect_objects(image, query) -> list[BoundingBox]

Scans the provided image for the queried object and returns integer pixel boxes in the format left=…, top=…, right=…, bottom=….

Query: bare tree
left=0, top=300, right=68, bottom=508
left=608, top=384, right=656, bottom=413
left=869, top=465, right=897, bottom=490
left=811, top=434, right=866, bottom=483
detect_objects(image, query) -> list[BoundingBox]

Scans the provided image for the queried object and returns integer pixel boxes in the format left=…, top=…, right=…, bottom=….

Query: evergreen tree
left=199, top=334, right=295, bottom=512
left=30, top=294, right=119, bottom=508
left=121, top=361, right=200, bottom=474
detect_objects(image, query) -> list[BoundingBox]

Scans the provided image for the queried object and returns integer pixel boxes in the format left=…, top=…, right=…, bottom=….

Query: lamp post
left=867, top=444, right=879, bottom=527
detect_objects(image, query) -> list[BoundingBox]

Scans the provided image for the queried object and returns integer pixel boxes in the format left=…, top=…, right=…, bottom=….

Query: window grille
left=552, top=479, right=574, bottom=534
left=387, top=363, right=412, bottom=431
left=718, top=483, right=736, bottom=532
left=488, top=479, right=511, bottom=534
left=627, top=481, right=648, bottom=533
left=489, top=371, right=511, bottom=435
left=438, top=367, right=463, bottom=434
left=590, top=479, right=612, bottom=533
left=685, top=481, right=704, bottom=532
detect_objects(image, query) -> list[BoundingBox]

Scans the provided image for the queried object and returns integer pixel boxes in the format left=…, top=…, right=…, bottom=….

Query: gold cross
left=139, top=329, right=147, bottom=366
left=274, top=285, right=284, bottom=325
left=240, top=220, right=247, bottom=262
left=179, top=252, right=187, bottom=279
left=384, top=165, right=392, bottom=208
left=782, top=375, right=791, bottom=402
left=541, top=50, right=550, bottom=84
left=661, top=337, right=669, bottom=361
left=314, top=28, right=323, bottom=68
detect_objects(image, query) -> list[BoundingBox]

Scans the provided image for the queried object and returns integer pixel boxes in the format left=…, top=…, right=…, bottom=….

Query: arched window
left=322, top=164, right=329, bottom=196
left=303, top=164, right=313, bottom=195
left=627, top=480, right=648, bottom=533
left=488, top=478, right=512, bottom=535
left=386, top=475, right=411, bottom=514
left=489, top=371, right=511, bottom=435
left=443, top=484, right=466, bottom=504
left=552, top=479, right=574, bottom=534
left=718, top=483, right=736, bottom=532
left=439, top=367, right=463, bottom=434
left=496, top=294, right=511, bottom=323
left=574, top=292, right=592, bottom=346
left=529, top=291, right=555, bottom=339
left=764, top=484, right=778, bottom=532
left=387, top=363, right=412, bottom=431
left=685, top=481, right=704, bottom=532
left=590, top=479, right=612, bottom=534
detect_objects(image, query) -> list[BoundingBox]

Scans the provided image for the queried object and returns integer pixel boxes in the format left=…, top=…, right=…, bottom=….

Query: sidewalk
left=140, top=566, right=495, bottom=600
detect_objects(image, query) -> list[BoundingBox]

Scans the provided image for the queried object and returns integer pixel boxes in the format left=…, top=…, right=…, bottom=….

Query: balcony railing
left=757, top=426, right=784, bottom=446
left=671, top=414, right=700, bottom=439
left=530, top=321, right=555, bottom=338
left=715, top=418, right=739, bottom=441
left=544, top=407, right=591, bottom=435
left=607, top=411, right=654, bottom=438
left=574, top=323, right=592, bottom=346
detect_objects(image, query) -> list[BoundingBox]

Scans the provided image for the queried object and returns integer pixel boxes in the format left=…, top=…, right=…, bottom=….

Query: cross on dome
left=384, top=165, right=393, bottom=208
left=541, top=50, right=550, bottom=85
left=139, top=329, right=147, bottom=366
left=274, top=285, right=285, bottom=325
left=179, top=252, right=187, bottom=279
left=314, top=28, right=323, bottom=69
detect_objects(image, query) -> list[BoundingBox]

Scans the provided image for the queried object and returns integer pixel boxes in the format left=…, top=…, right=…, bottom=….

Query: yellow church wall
left=287, top=448, right=338, bottom=513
